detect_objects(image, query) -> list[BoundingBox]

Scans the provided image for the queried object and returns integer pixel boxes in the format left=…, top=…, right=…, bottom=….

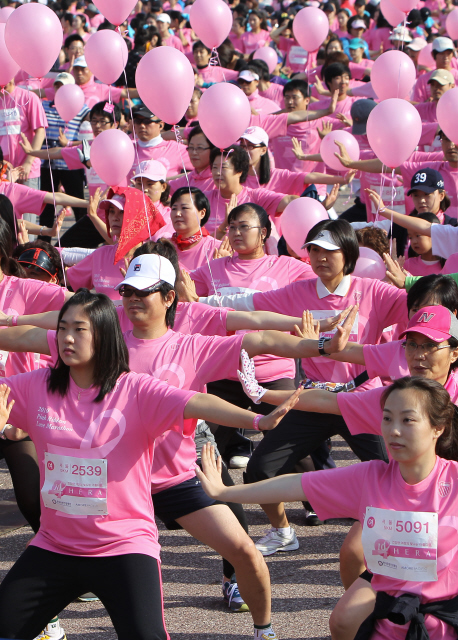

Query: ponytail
left=381, top=377, right=458, bottom=461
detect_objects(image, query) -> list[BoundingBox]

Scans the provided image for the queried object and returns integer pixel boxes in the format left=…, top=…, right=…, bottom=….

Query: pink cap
left=351, top=19, right=367, bottom=30
left=132, top=160, right=167, bottom=182
left=399, top=305, right=458, bottom=342
left=99, top=194, right=125, bottom=211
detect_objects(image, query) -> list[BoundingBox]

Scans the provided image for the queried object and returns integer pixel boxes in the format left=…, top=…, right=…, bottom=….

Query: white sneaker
left=255, top=527, right=299, bottom=556
left=34, top=619, right=66, bottom=640
left=229, top=455, right=250, bottom=469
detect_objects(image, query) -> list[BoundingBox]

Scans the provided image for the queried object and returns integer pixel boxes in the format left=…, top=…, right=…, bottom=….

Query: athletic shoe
left=77, top=592, right=99, bottom=602
left=255, top=629, right=279, bottom=640
left=222, top=579, right=250, bottom=612
left=229, top=455, right=250, bottom=469
left=255, top=527, right=299, bottom=556
left=303, top=502, right=323, bottom=526
left=34, top=622, right=66, bottom=640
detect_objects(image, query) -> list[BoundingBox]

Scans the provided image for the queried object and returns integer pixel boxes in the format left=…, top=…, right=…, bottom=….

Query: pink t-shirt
left=252, top=276, right=407, bottom=387
left=163, top=33, right=185, bottom=52
left=278, top=37, right=317, bottom=74
left=415, top=101, right=438, bottom=124
left=240, top=30, right=271, bottom=55
left=363, top=340, right=408, bottom=381
left=192, top=254, right=314, bottom=382
left=244, top=167, right=306, bottom=195
left=0, top=86, right=48, bottom=179
left=45, top=77, right=123, bottom=110
left=124, top=329, right=243, bottom=492
left=249, top=113, right=289, bottom=140
left=442, top=253, right=458, bottom=273
left=5, top=368, right=195, bottom=559
left=403, top=256, right=443, bottom=276
left=229, top=32, right=245, bottom=52
left=175, top=235, right=222, bottom=272
left=364, top=26, right=392, bottom=53
left=203, top=187, right=285, bottom=235
left=247, top=90, right=280, bottom=116
left=66, top=244, right=124, bottom=304
left=133, top=139, right=192, bottom=178
left=168, top=166, right=214, bottom=195
left=259, top=83, right=285, bottom=109
left=196, top=66, right=238, bottom=84
left=0, top=182, right=46, bottom=219
left=301, top=455, right=458, bottom=640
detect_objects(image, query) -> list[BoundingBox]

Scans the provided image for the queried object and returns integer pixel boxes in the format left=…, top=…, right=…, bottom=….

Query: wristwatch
left=318, top=336, right=331, bottom=356
left=0, top=424, right=11, bottom=440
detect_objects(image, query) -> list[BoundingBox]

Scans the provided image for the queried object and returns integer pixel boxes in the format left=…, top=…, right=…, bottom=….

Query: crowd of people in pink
left=2, top=0, right=458, bottom=639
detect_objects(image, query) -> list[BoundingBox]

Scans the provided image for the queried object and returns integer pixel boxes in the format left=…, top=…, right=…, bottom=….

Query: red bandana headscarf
left=103, top=186, right=166, bottom=264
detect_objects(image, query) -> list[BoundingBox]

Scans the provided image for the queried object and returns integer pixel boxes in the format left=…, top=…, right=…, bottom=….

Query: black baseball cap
left=18, top=248, right=58, bottom=279
left=132, top=104, right=156, bottom=120
left=350, top=98, right=377, bottom=135
left=407, top=167, right=445, bottom=195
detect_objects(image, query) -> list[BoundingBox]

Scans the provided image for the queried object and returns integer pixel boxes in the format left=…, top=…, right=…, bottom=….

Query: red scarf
left=171, top=227, right=209, bottom=251
left=103, top=186, right=166, bottom=264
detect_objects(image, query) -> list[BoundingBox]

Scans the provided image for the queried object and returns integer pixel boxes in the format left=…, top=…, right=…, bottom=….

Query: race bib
left=362, top=506, right=438, bottom=582
left=310, top=309, right=359, bottom=342
left=0, top=107, right=21, bottom=136
left=42, top=451, right=108, bottom=516
left=289, top=45, right=308, bottom=66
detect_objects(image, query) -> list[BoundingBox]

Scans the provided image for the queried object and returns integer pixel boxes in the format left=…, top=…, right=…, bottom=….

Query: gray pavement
left=0, top=435, right=358, bottom=640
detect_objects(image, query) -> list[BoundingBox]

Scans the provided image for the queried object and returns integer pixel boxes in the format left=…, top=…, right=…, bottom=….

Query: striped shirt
left=41, top=101, right=90, bottom=171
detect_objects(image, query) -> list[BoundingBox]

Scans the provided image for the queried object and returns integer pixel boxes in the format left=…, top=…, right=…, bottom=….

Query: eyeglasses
left=90, top=119, right=111, bottom=127
left=228, top=224, right=261, bottom=234
left=118, top=285, right=161, bottom=298
left=402, top=340, right=451, bottom=355
left=188, top=146, right=210, bottom=153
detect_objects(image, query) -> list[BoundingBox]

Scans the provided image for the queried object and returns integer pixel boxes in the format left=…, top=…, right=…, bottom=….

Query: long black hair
left=0, top=217, right=25, bottom=278
left=47, top=289, right=129, bottom=403
left=381, top=377, right=458, bottom=461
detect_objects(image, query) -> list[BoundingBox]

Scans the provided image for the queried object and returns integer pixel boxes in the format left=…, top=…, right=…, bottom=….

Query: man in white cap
left=156, top=12, right=185, bottom=51
left=412, top=37, right=458, bottom=102
left=237, top=68, right=280, bottom=115
left=405, top=37, right=428, bottom=73
left=415, top=68, right=455, bottom=125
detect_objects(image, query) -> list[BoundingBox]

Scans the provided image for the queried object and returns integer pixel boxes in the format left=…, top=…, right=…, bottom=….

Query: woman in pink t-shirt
left=168, top=187, right=222, bottom=271
left=0, top=289, right=297, bottom=640
left=168, top=126, right=215, bottom=196
left=240, top=10, right=271, bottom=55
left=198, top=375, right=458, bottom=640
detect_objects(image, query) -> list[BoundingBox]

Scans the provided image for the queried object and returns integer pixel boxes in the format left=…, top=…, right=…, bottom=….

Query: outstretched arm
left=365, top=189, right=432, bottom=235
left=0, top=310, right=59, bottom=330
left=196, top=443, right=306, bottom=503
left=0, top=326, right=50, bottom=355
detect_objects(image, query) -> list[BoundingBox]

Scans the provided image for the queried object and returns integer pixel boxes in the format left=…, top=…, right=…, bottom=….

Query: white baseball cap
left=240, top=126, right=269, bottom=147
left=238, top=70, right=260, bottom=82
left=132, top=160, right=167, bottom=182
left=407, top=37, right=427, bottom=52
left=432, top=36, right=455, bottom=52
left=54, top=72, right=75, bottom=86
left=351, top=19, right=367, bottom=30
left=99, top=194, right=125, bottom=211
left=73, top=56, right=88, bottom=68
left=303, top=229, right=340, bottom=251
left=116, top=254, right=176, bottom=290
left=157, top=12, right=171, bottom=23
left=389, top=26, right=412, bottom=42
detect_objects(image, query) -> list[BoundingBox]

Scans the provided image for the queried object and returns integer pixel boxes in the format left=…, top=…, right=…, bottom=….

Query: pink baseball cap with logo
left=399, top=305, right=458, bottom=342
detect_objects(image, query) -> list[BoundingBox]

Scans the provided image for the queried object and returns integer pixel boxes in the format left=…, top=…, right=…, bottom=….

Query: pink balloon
left=437, top=87, right=458, bottom=144
left=293, top=7, right=329, bottom=53
left=320, top=130, right=360, bottom=172
left=371, top=50, right=416, bottom=100
left=54, top=85, right=85, bottom=123
left=367, top=98, right=422, bottom=168
left=198, top=83, right=251, bottom=149
left=253, top=48, right=279, bottom=74
left=354, top=247, right=386, bottom=280
left=136, top=48, right=195, bottom=125
left=189, top=0, right=233, bottom=49
left=92, top=0, right=137, bottom=26
left=389, top=0, right=417, bottom=13
left=0, top=24, right=19, bottom=87
left=85, top=31, right=128, bottom=85
left=0, top=7, right=14, bottom=23
left=380, top=0, right=404, bottom=27
left=446, top=9, right=458, bottom=40
left=90, top=129, right=135, bottom=187
left=5, top=4, right=62, bottom=78
left=280, top=198, right=328, bottom=258
left=418, top=43, right=435, bottom=69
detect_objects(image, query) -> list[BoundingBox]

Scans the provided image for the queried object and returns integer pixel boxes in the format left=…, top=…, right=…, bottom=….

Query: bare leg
left=260, top=502, right=289, bottom=529
left=340, top=522, right=366, bottom=590
left=177, top=504, right=271, bottom=626
left=329, top=577, right=376, bottom=640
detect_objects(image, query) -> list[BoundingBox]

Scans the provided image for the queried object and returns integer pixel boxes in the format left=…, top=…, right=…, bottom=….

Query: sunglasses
left=118, top=284, right=161, bottom=298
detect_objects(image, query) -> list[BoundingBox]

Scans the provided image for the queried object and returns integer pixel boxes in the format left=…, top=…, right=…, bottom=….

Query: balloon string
left=390, top=167, right=396, bottom=254
left=209, top=48, right=226, bottom=82
left=121, top=68, right=152, bottom=239
left=374, top=167, right=387, bottom=225
left=38, top=79, right=67, bottom=288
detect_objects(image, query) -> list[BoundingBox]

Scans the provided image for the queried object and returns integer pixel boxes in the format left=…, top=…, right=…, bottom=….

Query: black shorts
left=152, top=477, right=219, bottom=530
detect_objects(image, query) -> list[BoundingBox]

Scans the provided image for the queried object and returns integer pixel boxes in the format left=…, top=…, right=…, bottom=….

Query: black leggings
left=0, top=437, right=40, bottom=533
left=0, top=546, right=168, bottom=640
left=245, top=409, right=388, bottom=484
